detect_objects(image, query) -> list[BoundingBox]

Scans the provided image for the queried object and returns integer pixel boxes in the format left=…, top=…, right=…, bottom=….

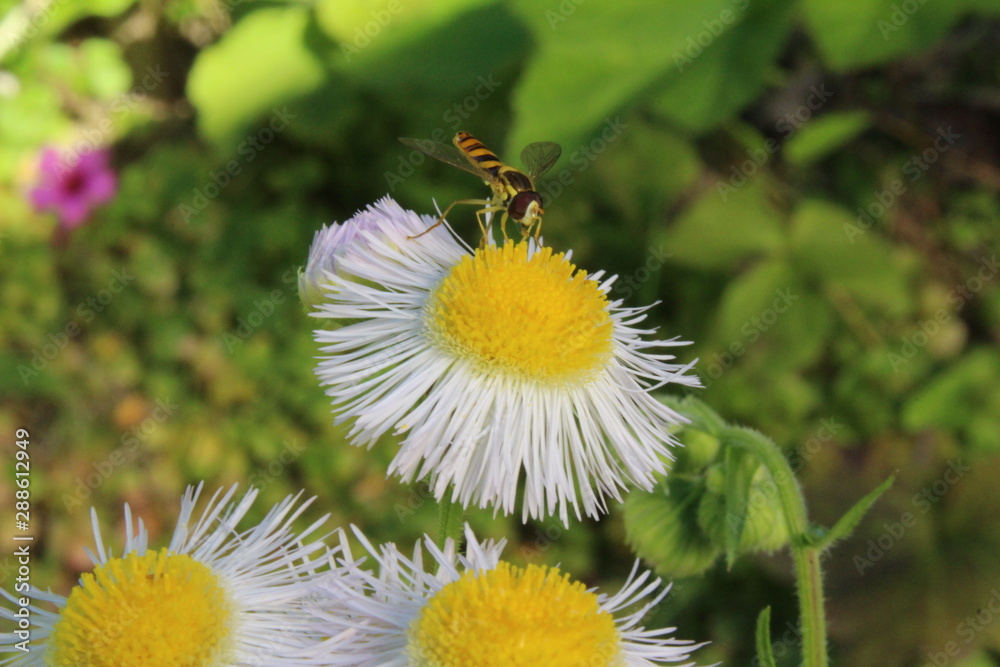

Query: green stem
left=437, top=492, right=466, bottom=550
left=726, top=429, right=828, bottom=667
left=794, top=544, right=828, bottom=667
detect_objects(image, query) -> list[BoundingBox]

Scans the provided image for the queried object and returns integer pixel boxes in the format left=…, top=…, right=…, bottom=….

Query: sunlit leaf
left=187, top=7, right=326, bottom=144
left=507, top=0, right=744, bottom=152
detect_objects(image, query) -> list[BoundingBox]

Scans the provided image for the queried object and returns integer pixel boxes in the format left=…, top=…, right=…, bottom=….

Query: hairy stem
left=727, top=430, right=828, bottom=667
left=437, top=492, right=466, bottom=551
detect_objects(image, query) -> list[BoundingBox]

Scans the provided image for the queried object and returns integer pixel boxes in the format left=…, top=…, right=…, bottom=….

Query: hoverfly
left=398, top=131, right=561, bottom=242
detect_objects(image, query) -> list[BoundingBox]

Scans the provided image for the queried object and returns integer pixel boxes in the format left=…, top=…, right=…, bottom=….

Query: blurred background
left=2, top=0, right=1000, bottom=665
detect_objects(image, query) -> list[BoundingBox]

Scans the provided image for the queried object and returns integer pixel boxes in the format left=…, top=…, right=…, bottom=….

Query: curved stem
left=726, top=429, right=828, bottom=667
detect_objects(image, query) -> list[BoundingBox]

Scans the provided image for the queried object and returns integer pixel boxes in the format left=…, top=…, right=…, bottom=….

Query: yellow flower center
left=426, top=242, right=614, bottom=385
left=408, top=562, right=623, bottom=667
left=47, top=549, right=234, bottom=667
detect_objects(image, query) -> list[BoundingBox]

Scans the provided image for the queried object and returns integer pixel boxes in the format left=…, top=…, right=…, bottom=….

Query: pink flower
left=29, top=147, right=118, bottom=229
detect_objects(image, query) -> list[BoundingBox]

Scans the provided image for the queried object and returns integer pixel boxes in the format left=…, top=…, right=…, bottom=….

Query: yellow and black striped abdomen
left=454, top=132, right=503, bottom=178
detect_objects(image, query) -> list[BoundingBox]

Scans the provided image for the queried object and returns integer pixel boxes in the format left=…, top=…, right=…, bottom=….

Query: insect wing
left=521, top=142, right=562, bottom=181
left=399, top=137, right=483, bottom=176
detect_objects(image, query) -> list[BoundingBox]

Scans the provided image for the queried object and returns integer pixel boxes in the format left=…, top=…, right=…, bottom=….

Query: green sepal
left=723, top=446, right=758, bottom=568
left=755, top=607, right=778, bottom=667
left=623, top=476, right=722, bottom=579
left=658, top=394, right=728, bottom=436
left=697, top=465, right=790, bottom=557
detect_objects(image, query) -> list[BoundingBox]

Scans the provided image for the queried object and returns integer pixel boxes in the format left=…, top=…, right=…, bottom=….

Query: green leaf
left=755, top=607, right=778, bottom=667
left=328, top=2, right=530, bottom=101
left=649, top=0, right=795, bottom=134
left=962, top=0, right=1000, bottom=10
left=283, top=4, right=532, bottom=151
left=718, top=366, right=822, bottom=428
left=316, top=0, right=490, bottom=46
left=788, top=199, right=912, bottom=316
left=768, top=293, right=836, bottom=371
left=2, top=0, right=137, bottom=45
left=78, top=0, right=136, bottom=14
left=587, top=119, right=701, bottom=219
left=816, top=474, right=896, bottom=551
left=902, top=349, right=1000, bottom=453
left=659, top=180, right=784, bottom=270
left=801, top=0, right=960, bottom=70
left=187, top=7, right=327, bottom=145
left=947, top=651, right=1000, bottom=667
left=712, top=259, right=794, bottom=343
left=79, top=39, right=131, bottom=100
left=507, top=0, right=747, bottom=152
left=712, top=257, right=837, bottom=373
left=903, top=349, right=1000, bottom=429
left=784, top=110, right=871, bottom=167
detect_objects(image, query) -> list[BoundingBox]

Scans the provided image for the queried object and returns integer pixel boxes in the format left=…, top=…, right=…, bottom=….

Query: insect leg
left=499, top=211, right=512, bottom=243
left=407, top=198, right=494, bottom=240
left=474, top=205, right=506, bottom=245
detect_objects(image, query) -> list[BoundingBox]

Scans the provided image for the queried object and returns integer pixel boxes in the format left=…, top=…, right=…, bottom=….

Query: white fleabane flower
left=307, top=525, right=708, bottom=666
left=312, top=197, right=700, bottom=524
left=0, top=484, right=330, bottom=667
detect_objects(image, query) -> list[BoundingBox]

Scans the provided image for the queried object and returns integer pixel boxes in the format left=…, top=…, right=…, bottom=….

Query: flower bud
left=696, top=467, right=790, bottom=553
left=623, top=477, right=721, bottom=578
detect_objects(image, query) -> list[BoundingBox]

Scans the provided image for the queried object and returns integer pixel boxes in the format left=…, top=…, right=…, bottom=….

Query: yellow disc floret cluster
left=426, top=242, right=614, bottom=386
left=47, top=549, right=234, bottom=667
left=407, top=562, right=623, bottom=667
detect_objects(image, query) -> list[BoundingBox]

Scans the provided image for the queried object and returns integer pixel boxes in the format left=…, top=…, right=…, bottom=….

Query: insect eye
left=508, top=192, right=543, bottom=220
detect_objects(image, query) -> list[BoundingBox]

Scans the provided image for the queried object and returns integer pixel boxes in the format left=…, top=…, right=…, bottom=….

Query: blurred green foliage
left=2, top=0, right=1000, bottom=665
